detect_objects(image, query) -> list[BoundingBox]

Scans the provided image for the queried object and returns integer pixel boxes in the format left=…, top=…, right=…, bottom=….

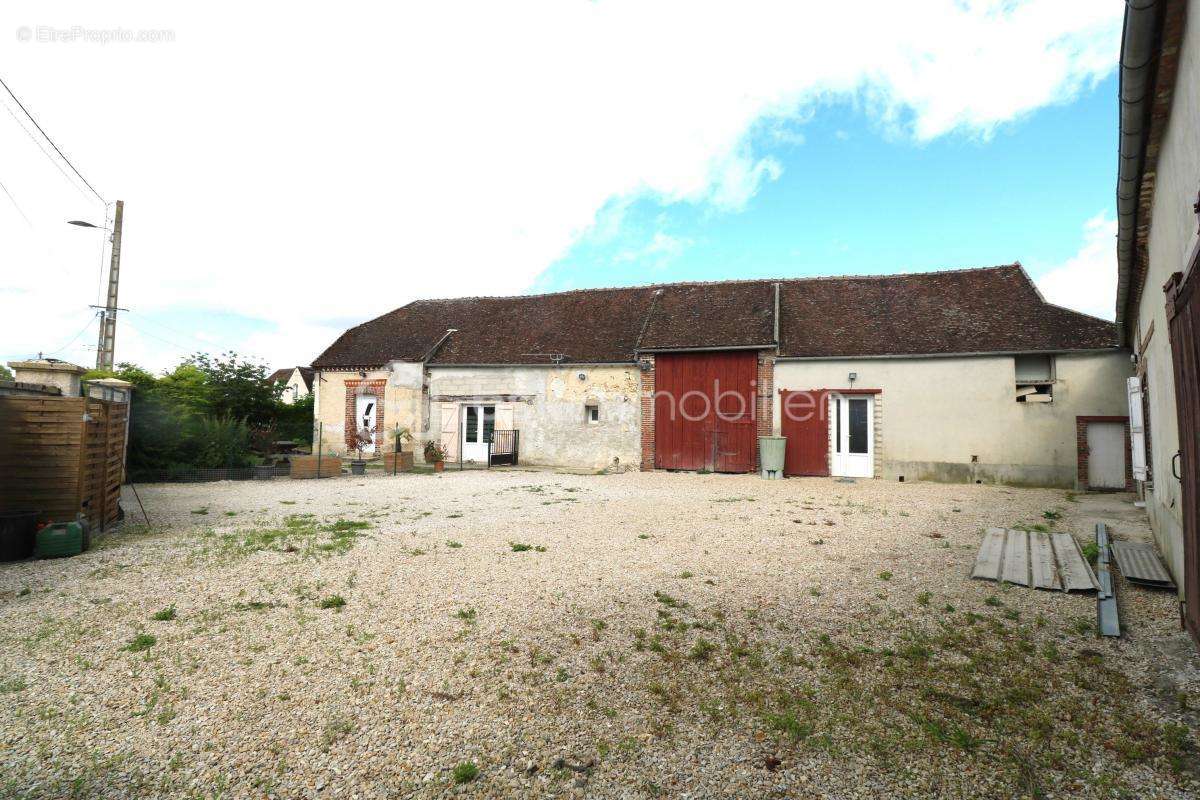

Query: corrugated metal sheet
left=1111, top=540, right=1176, bottom=588
left=971, top=528, right=1098, bottom=593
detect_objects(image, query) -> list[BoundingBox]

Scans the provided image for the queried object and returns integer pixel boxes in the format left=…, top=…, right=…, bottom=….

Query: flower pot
left=350, top=460, right=367, bottom=476
left=434, top=461, right=445, bottom=473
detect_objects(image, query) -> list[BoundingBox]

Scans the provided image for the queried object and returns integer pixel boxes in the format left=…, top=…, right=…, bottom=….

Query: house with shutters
left=1113, top=0, right=1199, bottom=645
left=310, top=263, right=1129, bottom=488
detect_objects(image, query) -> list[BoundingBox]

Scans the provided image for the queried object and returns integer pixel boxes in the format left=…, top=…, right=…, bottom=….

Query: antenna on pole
left=94, top=200, right=124, bottom=370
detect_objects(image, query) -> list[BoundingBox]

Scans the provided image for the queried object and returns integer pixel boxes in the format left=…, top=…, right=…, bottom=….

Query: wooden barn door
left=1166, top=266, right=1200, bottom=646
left=654, top=351, right=757, bottom=473
left=781, top=390, right=829, bottom=476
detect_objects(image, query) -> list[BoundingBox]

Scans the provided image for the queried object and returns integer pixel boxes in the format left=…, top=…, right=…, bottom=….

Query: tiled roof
left=777, top=265, right=1117, bottom=358
left=310, top=265, right=1118, bottom=368
left=269, top=366, right=316, bottom=390
left=639, top=281, right=776, bottom=350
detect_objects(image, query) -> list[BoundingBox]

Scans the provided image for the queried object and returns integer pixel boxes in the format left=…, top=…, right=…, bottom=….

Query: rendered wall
left=312, top=363, right=424, bottom=455
left=773, top=351, right=1130, bottom=488
left=426, top=365, right=641, bottom=470
left=1130, top=0, right=1200, bottom=587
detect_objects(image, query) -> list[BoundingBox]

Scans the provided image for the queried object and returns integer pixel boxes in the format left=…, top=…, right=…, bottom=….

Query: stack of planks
left=0, top=395, right=127, bottom=531
left=972, top=527, right=1099, bottom=592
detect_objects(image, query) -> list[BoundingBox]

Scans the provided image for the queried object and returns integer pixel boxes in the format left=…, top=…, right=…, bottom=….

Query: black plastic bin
left=0, top=511, right=40, bottom=561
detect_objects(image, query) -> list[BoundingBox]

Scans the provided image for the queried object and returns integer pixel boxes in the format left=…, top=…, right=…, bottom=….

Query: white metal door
left=1087, top=422, right=1126, bottom=489
left=831, top=395, right=873, bottom=478
left=354, top=395, right=376, bottom=454
left=460, top=405, right=495, bottom=462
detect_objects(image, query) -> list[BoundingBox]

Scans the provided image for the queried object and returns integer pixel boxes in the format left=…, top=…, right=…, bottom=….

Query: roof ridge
left=403, top=263, right=1023, bottom=306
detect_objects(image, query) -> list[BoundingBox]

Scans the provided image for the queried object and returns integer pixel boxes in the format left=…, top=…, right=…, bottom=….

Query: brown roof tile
left=310, top=265, right=1117, bottom=368
left=778, top=265, right=1116, bottom=357
left=639, top=281, right=775, bottom=350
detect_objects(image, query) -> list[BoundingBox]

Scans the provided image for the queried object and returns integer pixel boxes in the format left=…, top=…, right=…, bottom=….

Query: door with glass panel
left=831, top=395, right=873, bottom=478
left=460, top=404, right=495, bottom=462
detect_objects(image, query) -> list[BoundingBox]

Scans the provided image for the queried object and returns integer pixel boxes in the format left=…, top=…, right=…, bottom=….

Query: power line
left=122, top=317, right=197, bottom=354
left=0, top=100, right=93, bottom=204
left=0, top=74, right=104, bottom=204
left=44, top=312, right=99, bottom=356
left=127, top=309, right=244, bottom=354
left=0, top=175, right=32, bottom=227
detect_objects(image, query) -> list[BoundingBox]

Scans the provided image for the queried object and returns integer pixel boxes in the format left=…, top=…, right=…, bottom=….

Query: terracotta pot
left=434, top=461, right=445, bottom=473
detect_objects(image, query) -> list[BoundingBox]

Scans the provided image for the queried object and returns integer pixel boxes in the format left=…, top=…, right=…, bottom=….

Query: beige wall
left=1130, top=0, right=1200, bottom=587
left=313, top=364, right=424, bottom=455
left=279, top=369, right=310, bottom=404
left=774, top=351, right=1130, bottom=488
left=426, top=365, right=640, bottom=470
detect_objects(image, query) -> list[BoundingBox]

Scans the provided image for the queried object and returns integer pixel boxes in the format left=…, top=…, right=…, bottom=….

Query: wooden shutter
left=494, top=403, right=515, bottom=432
left=1127, top=376, right=1147, bottom=481
left=439, top=403, right=459, bottom=461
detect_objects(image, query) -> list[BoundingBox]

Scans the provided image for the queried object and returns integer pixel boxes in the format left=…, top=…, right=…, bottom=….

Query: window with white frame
left=585, top=403, right=599, bottom=424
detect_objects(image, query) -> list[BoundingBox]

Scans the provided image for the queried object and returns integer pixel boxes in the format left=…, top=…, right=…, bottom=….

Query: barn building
left=310, top=264, right=1129, bottom=489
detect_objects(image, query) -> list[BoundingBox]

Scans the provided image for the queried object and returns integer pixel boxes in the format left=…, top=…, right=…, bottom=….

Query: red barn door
left=654, top=351, right=758, bottom=473
left=781, top=389, right=829, bottom=476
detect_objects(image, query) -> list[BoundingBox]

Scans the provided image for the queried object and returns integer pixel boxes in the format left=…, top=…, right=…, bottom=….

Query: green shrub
left=452, top=761, right=479, bottom=784
left=124, top=633, right=156, bottom=652
left=151, top=605, right=176, bottom=621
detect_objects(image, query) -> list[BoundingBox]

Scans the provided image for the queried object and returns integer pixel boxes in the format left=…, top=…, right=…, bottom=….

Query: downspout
left=1115, top=0, right=1165, bottom=345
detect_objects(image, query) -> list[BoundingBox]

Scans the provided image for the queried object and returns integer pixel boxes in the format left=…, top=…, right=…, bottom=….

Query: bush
left=193, top=416, right=254, bottom=469
left=89, top=354, right=313, bottom=474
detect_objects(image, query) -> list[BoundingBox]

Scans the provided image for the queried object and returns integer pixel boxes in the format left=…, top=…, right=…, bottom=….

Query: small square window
left=585, top=404, right=599, bottom=424
left=1015, top=355, right=1055, bottom=403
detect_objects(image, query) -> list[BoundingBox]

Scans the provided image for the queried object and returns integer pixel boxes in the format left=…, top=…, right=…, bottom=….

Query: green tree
left=184, top=352, right=281, bottom=421
left=0, top=364, right=12, bottom=381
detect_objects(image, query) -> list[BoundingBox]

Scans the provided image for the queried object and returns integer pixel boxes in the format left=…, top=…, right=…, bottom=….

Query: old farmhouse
left=311, top=263, right=1129, bottom=489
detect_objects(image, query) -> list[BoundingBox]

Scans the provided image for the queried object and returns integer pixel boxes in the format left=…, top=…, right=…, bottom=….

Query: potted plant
left=349, top=426, right=373, bottom=475
left=424, top=439, right=448, bottom=472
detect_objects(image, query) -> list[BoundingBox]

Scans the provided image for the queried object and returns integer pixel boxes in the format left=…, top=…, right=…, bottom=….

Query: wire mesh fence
left=127, top=463, right=292, bottom=484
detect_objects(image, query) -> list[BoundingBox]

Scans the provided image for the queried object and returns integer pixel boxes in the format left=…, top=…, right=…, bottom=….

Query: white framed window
left=585, top=403, right=599, bottom=424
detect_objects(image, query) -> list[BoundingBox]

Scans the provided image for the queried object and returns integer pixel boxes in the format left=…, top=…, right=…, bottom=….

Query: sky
left=0, top=1, right=1124, bottom=374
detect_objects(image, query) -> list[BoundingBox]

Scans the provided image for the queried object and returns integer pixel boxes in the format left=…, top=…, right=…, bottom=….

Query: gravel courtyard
left=1, top=470, right=1197, bottom=799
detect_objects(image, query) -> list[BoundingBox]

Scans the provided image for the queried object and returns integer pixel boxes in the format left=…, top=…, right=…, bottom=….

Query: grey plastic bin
left=758, top=436, right=786, bottom=479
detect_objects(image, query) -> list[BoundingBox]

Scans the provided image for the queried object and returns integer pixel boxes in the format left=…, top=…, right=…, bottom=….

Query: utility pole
left=94, top=200, right=124, bottom=371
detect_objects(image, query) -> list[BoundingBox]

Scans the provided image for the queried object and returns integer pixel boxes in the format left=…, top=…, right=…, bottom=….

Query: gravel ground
left=1, top=470, right=1197, bottom=799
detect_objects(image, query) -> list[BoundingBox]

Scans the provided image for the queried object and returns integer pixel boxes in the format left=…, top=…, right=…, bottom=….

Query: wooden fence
left=0, top=393, right=129, bottom=531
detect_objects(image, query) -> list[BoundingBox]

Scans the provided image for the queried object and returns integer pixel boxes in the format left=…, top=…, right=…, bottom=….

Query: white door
left=1087, top=422, right=1126, bottom=489
left=354, top=395, right=377, bottom=454
left=460, top=404, right=495, bottom=462
left=831, top=395, right=873, bottom=478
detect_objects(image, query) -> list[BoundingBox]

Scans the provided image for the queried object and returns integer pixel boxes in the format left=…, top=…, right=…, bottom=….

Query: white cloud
left=0, top=1, right=1122, bottom=370
left=1035, top=212, right=1117, bottom=320
left=614, top=231, right=693, bottom=269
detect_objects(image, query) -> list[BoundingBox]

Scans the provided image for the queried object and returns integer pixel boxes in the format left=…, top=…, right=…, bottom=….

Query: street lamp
left=67, top=219, right=106, bottom=229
